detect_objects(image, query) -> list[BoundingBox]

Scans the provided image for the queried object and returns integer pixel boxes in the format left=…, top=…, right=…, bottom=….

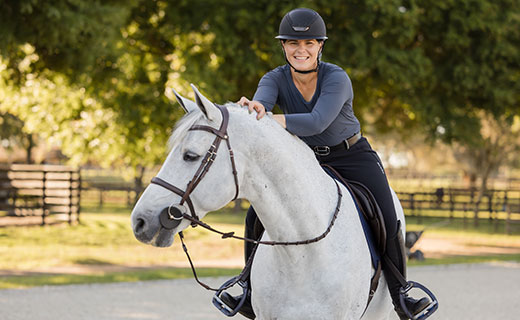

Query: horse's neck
left=230, top=111, right=338, bottom=242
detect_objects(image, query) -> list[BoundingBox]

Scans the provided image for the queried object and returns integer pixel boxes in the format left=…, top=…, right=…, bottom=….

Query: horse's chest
left=250, top=229, right=372, bottom=319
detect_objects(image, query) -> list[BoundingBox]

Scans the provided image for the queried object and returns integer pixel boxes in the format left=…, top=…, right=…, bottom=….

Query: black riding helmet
left=276, top=8, right=327, bottom=74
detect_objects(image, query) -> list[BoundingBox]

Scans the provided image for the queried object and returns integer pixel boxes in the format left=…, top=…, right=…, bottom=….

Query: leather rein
left=150, top=104, right=343, bottom=291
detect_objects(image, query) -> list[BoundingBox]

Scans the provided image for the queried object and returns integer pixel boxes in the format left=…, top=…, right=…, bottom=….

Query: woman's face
left=282, top=39, right=322, bottom=71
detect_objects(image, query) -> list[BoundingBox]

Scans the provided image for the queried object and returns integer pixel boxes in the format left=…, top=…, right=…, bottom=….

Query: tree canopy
left=0, top=0, right=519, bottom=185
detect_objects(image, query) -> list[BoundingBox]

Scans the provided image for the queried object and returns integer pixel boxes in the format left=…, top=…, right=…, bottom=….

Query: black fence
left=397, top=188, right=520, bottom=233
left=0, top=164, right=81, bottom=226
left=80, top=182, right=141, bottom=208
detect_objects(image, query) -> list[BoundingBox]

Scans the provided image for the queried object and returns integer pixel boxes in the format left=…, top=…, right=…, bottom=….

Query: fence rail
left=0, top=164, right=81, bottom=226
left=396, top=188, right=520, bottom=233
left=3, top=165, right=520, bottom=234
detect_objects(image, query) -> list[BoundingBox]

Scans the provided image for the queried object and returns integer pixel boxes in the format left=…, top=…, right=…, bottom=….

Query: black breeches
left=316, top=137, right=399, bottom=239
left=244, top=137, right=399, bottom=255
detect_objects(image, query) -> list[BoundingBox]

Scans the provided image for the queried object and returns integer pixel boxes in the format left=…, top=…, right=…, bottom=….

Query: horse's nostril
left=135, top=218, right=146, bottom=234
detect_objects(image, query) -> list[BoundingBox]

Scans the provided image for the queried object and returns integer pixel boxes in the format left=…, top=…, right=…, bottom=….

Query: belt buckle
left=313, top=146, right=330, bottom=156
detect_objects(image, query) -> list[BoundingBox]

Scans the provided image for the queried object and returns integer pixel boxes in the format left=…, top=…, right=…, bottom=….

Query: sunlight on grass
left=0, top=267, right=242, bottom=289
left=1, top=207, right=519, bottom=289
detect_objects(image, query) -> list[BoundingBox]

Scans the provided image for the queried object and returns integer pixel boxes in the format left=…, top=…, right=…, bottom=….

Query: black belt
left=313, top=132, right=361, bottom=156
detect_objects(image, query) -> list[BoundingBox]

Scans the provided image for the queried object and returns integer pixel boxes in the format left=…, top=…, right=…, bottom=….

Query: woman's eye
left=183, top=152, right=200, bottom=162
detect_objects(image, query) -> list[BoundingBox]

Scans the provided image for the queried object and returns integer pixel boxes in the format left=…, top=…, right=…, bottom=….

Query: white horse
left=131, top=85, right=406, bottom=320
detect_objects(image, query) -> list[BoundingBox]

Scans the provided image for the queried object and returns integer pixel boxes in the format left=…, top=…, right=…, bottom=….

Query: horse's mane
left=168, top=102, right=317, bottom=168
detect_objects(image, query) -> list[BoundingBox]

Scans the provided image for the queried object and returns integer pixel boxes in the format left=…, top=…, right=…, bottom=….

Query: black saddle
left=345, top=179, right=387, bottom=254
left=321, top=164, right=387, bottom=255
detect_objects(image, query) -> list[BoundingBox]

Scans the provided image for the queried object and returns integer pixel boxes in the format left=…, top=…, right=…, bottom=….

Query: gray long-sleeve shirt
left=253, top=62, right=360, bottom=147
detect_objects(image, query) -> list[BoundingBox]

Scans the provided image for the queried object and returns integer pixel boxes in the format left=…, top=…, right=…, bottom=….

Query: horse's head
left=131, top=85, right=242, bottom=247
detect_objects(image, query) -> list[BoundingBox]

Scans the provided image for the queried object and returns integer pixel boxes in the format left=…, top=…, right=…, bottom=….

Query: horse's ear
left=171, top=88, right=198, bottom=114
left=190, top=84, right=221, bottom=122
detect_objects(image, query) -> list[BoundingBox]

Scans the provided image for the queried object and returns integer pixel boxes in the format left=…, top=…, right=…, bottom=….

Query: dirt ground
left=1, top=262, right=520, bottom=320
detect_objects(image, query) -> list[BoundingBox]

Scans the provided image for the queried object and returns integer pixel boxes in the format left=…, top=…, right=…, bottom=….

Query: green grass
left=0, top=267, right=241, bottom=289
left=0, top=209, right=245, bottom=271
left=1, top=206, right=519, bottom=290
left=405, top=215, right=520, bottom=236
left=408, top=254, right=520, bottom=266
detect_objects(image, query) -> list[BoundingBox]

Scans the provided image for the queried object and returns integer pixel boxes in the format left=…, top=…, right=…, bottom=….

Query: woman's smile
left=283, top=39, right=322, bottom=71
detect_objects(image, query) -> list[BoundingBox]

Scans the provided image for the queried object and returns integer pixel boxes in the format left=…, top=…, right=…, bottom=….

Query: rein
left=150, top=104, right=344, bottom=291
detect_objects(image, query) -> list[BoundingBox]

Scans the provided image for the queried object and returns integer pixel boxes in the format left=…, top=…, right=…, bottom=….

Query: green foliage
left=0, top=111, right=28, bottom=149
left=0, top=0, right=131, bottom=79
left=0, top=0, right=519, bottom=183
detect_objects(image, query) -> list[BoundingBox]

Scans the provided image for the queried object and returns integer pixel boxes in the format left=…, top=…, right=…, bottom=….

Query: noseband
left=150, top=104, right=239, bottom=229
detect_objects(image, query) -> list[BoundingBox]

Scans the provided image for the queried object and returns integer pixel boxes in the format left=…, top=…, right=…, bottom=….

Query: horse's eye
left=183, top=151, right=200, bottom=162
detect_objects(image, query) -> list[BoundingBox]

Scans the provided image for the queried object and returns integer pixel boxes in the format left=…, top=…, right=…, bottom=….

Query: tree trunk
left=473, top=163, right=493, bottom=227
left=26, top=134, right=34, bottom=164
left=133, top=165, right=145, bottom=206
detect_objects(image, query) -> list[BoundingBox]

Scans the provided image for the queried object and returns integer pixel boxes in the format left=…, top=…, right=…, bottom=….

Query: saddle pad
left=322, top=167, right=380, bottom=269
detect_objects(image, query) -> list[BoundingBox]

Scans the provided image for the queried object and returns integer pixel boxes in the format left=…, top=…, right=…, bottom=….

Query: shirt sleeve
left=252, top=71, right=279, bottom=112
left=285, top=70, right=352, bottom=137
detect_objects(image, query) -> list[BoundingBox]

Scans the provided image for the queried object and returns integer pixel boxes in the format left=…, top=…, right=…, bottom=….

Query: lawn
left=0, top=206, right=519, bottom=289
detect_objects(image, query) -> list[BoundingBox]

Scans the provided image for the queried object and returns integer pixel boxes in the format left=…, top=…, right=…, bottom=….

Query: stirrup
left=212, top=276, right=250, bottom=317
left=399, top=281, right=439, bottom=320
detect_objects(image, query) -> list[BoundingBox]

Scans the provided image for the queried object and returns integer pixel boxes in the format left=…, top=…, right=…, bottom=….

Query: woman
left=221, top=8, right=431, bottom=320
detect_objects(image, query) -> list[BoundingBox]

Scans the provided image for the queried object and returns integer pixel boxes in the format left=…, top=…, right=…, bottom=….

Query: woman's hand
left=237, top=96, right=266, bottom=120
left=273, top=114, right=286, bottom=128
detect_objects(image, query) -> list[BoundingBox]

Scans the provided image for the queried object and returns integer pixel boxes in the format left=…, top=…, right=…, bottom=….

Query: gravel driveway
left=1, top=262, right=519, bottom=320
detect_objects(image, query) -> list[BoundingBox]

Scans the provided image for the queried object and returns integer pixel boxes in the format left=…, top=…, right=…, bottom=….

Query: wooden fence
left=396, top=188, right=520, bottom=233
left=0, top=164, right=81, bottom=226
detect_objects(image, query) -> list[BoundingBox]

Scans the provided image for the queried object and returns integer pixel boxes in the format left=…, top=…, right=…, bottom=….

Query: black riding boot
left=220, top=207, right=262, bottom=319
left=383, top=222, right=430, bottom=320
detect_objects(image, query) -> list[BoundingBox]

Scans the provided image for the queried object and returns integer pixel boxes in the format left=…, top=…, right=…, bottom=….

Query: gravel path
left=1, top=262, right=519, bottom=320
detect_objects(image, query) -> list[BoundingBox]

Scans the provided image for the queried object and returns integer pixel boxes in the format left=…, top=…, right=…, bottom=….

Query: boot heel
left=398, top=281, right=439, bottom=320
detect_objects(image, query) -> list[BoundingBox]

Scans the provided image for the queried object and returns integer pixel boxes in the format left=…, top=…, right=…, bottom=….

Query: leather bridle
left=148, top=104, right=343, bottom=294
left=150, top=104, right=239, bottom=228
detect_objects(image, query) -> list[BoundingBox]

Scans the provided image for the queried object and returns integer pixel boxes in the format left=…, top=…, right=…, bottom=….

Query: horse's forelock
left=168, top=111, right=205, bottom=151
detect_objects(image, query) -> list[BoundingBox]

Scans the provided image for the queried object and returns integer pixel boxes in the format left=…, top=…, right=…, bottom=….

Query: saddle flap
left=345, top=180, right=387, bottom=254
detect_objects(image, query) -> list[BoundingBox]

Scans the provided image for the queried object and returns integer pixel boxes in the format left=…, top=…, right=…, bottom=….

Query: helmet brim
left=276, top=35, right=328, bottom=40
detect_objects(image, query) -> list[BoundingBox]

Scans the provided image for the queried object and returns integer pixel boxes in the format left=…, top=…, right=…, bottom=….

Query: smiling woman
left=223, top=7, right=437, bottom=319
left=282, top=39, right=323, bottom=72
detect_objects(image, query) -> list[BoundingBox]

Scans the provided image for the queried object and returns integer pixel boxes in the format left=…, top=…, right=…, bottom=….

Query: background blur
left=0, top=0, right=519, bottom=291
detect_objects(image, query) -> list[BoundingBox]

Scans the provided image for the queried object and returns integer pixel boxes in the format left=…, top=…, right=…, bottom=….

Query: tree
left=0, top=0, right=179, bottom=183
left=452, top=112, right=520, bottom=225
left=1, top=0, right=518, bottom=195
left=0, top=111, right=35, bottom=163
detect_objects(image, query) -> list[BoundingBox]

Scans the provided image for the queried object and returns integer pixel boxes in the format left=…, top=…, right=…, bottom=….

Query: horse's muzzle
left=132, top=211, right=176, bottom=247
left=132, top=212, right=158, bottom=244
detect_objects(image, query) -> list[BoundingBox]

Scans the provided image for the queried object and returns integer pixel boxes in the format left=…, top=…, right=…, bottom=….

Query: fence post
left=505, top=202, right=511, bottom=235
left=487, top=193, right=493, bottom=223
left=41, top=170, right=47, bottom=226
left=410, top=193, right=415, bottom=217
left=449, top=191, right=454, bottom=220
left=127, top=188, right=132, bottom=207
left=99, top=188, right=104, bottom=208
left=417, top=194, right=423, bottom=224
left=77, top=171, right=81, bottom=224
left=233, top=199, right=243, bottom=213
left=68, top=170, right=73, bottom=225
left=463, top=202, right=467, bottom=229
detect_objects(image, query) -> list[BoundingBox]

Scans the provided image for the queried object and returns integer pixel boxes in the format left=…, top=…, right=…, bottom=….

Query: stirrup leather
left=399, top=281, right=439, bottom=320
